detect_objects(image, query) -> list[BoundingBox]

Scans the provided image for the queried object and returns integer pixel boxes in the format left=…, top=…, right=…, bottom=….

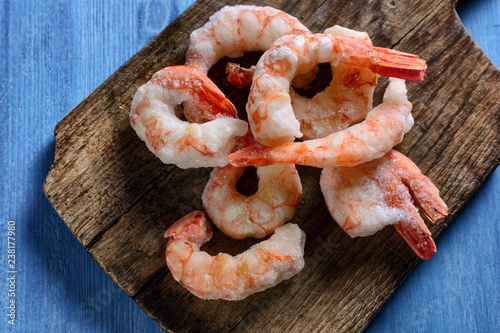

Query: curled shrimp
left=202, top=133, right=302, bottom=239
left=319, top=150, right=448, bottom=260
left=226, top=26, right=378, bottom=140
left=291, top=26, right=378, bottom=140
left=228, top=77, right=414, bottom=168
left=184, top=5, right=316, bottom=123
left=164, top=211, right=306, bottom=300
left=240, top=32, right=425, bottom=146
left=185, top=5, right=309, bottom=76
left=130, top=65, right=248, bottom=168
left=184, top=5, right=310, bottom=123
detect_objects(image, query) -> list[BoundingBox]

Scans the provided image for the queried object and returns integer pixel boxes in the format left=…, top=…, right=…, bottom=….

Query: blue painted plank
left=0, top=1, right=194, bottom=332
left=0, top=0, right=497, bottom=332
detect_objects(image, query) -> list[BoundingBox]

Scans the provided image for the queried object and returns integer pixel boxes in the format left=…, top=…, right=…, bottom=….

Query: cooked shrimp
left=291, top=26, right=378, bottom=140
left=130, top=65, right=248, bottom=168
left=164, top=211, right=306, bottom=300
left=228, top=77, right=414, bottom=168
left=226, top=26, right=378, bottom=139
left=242, top=32, right=425, bottom=146
left=202, top=133, right=302, bottom=239
left=319, top=150, right=448, bottom=260
left=185, top=5, right=309, bottom=73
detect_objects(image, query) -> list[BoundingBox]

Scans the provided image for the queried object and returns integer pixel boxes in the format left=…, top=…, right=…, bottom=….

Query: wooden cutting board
left=43, top=0, right=499, bottom=331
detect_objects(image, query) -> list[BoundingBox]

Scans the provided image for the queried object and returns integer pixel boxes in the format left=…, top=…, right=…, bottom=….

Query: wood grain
left=43, top=0, right=500, bottom=332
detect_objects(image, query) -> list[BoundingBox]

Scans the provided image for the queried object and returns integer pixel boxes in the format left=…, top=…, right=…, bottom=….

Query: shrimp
left=130, top=65, right=248, bottom=169
left=226, top=26, right=378, bottom=139
left=228, top=77, right=414, bottom=168
left=184, top=5, right=314, bottom=123
left=319, top=150, right=448, bottom=260
left=291, top=26, right=378, bottom=140
left=164, top=211, right=306, bottom=300
left=202, top=133, right=302, bottom=239
left=185, top=5, right=310, bottom=76
left=241, top=32, right=426, bottom=146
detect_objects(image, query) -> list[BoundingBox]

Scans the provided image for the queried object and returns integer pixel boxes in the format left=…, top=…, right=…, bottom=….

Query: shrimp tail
left=395, top=217, right=436, bottom=260
left=188, top=66, right=239, bottom=120
left=380, top=165, right=438, bottom=260
left=164, top=211, right=213, bottom=244
left=387, top=150, right=448, bottom=223
left=226, top=62, right=255, bottom=88
left=371, top=47, right=427, bottom=81
left=407, top=177, right=448, bottom=223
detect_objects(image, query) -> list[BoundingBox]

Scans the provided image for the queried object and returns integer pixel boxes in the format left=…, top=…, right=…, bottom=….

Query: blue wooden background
left=0, top=0, right=498, bottom=332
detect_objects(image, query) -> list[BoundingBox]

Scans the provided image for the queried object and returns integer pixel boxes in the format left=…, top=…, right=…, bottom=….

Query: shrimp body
left=130, top=65, right=248, bottom=168
left=319, top=150, right=448, bottom=260
left=244, top=32, right=425, bottom=146
left=228, top=77, right=414, bottom=168
left=203, top=134, right=302, bottom=239
left=164, top=211, right=306, bottom=300
left=185, top=5, right=309, bottom=75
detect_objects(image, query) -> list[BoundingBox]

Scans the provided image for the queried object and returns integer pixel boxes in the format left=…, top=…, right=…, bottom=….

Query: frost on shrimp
left=164, top=211, right=306, bottom=300
left=185, top=5, right=309, bottom=75
left=130, top=65, right=248, bottom=169
left=319, top=150, right=448, bottom=260
left=242, top=32, right=426, bottom=146
left=202, top=133, right=302, bottom=239
left=229, top=77, right=414, bottom=168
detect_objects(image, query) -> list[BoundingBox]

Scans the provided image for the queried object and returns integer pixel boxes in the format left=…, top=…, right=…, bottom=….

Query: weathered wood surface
left=43, top=0, right=500, bottom=332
